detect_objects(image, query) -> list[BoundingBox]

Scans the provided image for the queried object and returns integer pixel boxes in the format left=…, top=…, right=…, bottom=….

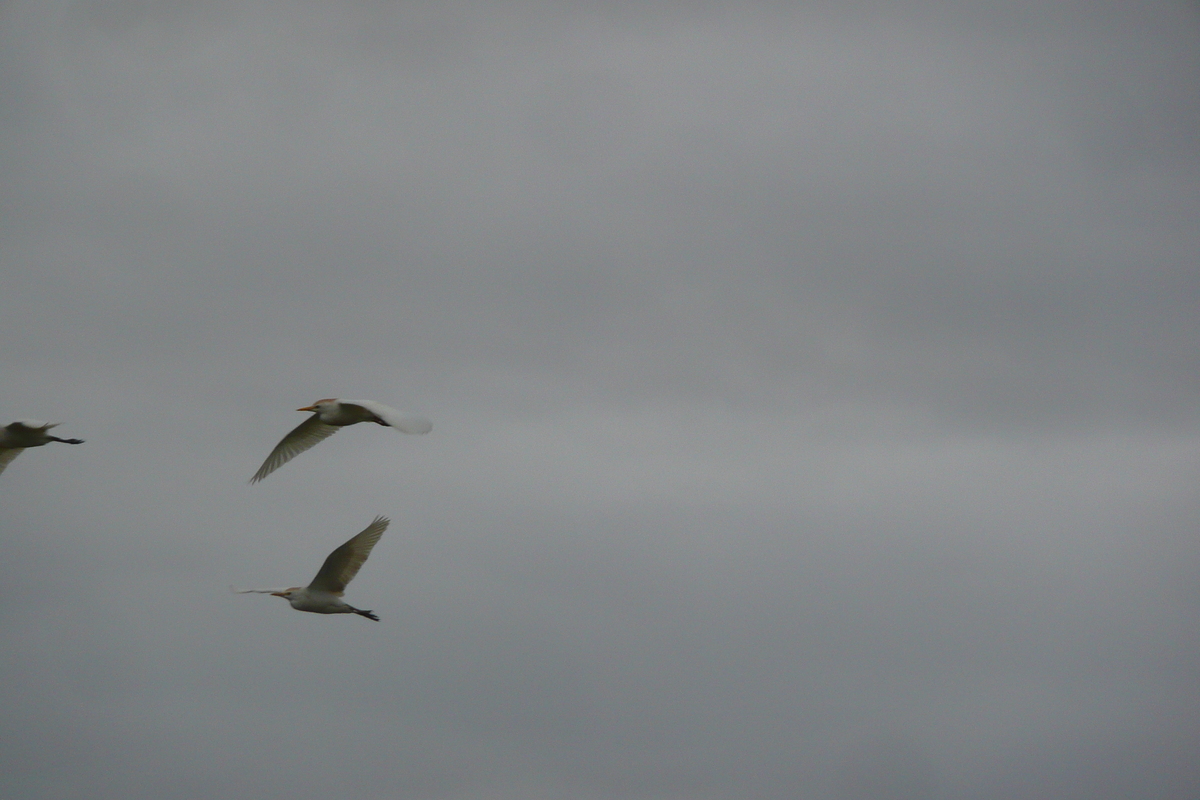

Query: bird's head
left=297, top=399, right=337, bottom=413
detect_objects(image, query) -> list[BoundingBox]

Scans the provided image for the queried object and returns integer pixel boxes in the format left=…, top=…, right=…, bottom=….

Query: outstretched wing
left=308, top=516, right=390, bottom=595
left=341, top=400, right=432, bottom=435
left=0, top=448, right=22, bottom=476
left=8, top=420, right=54, bottom=432
left=250, top=415, right=339, bottom=484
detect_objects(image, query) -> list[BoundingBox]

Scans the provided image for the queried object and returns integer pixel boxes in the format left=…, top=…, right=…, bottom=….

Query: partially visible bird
left=0, top=420, right=85, bottom=476
left=235, top=515, right=389, bottom=621
left=250, top=398, right=432, bottom=484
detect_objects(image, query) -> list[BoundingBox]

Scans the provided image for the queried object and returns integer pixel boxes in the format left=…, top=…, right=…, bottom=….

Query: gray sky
left=2, top=1, right=1199, bottom=798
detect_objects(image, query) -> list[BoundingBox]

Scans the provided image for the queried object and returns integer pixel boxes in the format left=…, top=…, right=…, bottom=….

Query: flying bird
left=0, top=420, right=85, bottom=476
left=235, top=515, right=390, bottom=621
left=250, top=398, right=432, bottom=483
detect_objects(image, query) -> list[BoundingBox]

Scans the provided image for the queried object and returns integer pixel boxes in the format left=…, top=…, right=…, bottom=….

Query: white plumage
left=250, top=398, right=431, bottom=483
left=0, top=419, right=85, bottom=476
left=235, top=516, right=389, bottom=621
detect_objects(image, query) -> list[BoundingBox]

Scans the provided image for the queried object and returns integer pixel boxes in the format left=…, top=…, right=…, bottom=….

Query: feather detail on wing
left=0, top=448, right=22, bottom=476
left=250, top=415, right=339, bottom=483
left=308, top=516, right=389, bottom=594
left=341, top=400, right=432, bottom=434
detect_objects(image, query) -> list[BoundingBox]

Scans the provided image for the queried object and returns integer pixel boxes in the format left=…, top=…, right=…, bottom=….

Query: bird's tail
left=353, top=608, right=380, bottom=621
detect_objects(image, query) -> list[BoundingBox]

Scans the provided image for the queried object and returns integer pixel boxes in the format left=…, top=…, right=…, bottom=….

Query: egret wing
left=341, top=400, right=432, bottom=435
left=0, top=448, right=22, bottom=476
left=308, top=516, right=389, bottom=594
left=8, top=420, right=53, bottom=432
left=250, top=415, right=339, bottom=483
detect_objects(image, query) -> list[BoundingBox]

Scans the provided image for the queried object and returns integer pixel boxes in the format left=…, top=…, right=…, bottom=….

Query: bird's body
left=250, top=398, right=431, bottom=483
left=235, top=515, right=389, bottom=621
left=0, top=419, right=85, bottom=475
left=274, top=586, right=372, bottom=617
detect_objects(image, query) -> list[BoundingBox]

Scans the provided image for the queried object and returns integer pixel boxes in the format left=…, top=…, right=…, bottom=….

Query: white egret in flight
left=0, top=420, right=85, bottom=476
left=235, top=515, right=389, bottom=621
left=250, top=399, right=431, bottom=483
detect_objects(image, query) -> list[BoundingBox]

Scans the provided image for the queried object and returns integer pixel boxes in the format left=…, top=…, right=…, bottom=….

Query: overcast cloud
left=2, top=1, right=1199, bottom=798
